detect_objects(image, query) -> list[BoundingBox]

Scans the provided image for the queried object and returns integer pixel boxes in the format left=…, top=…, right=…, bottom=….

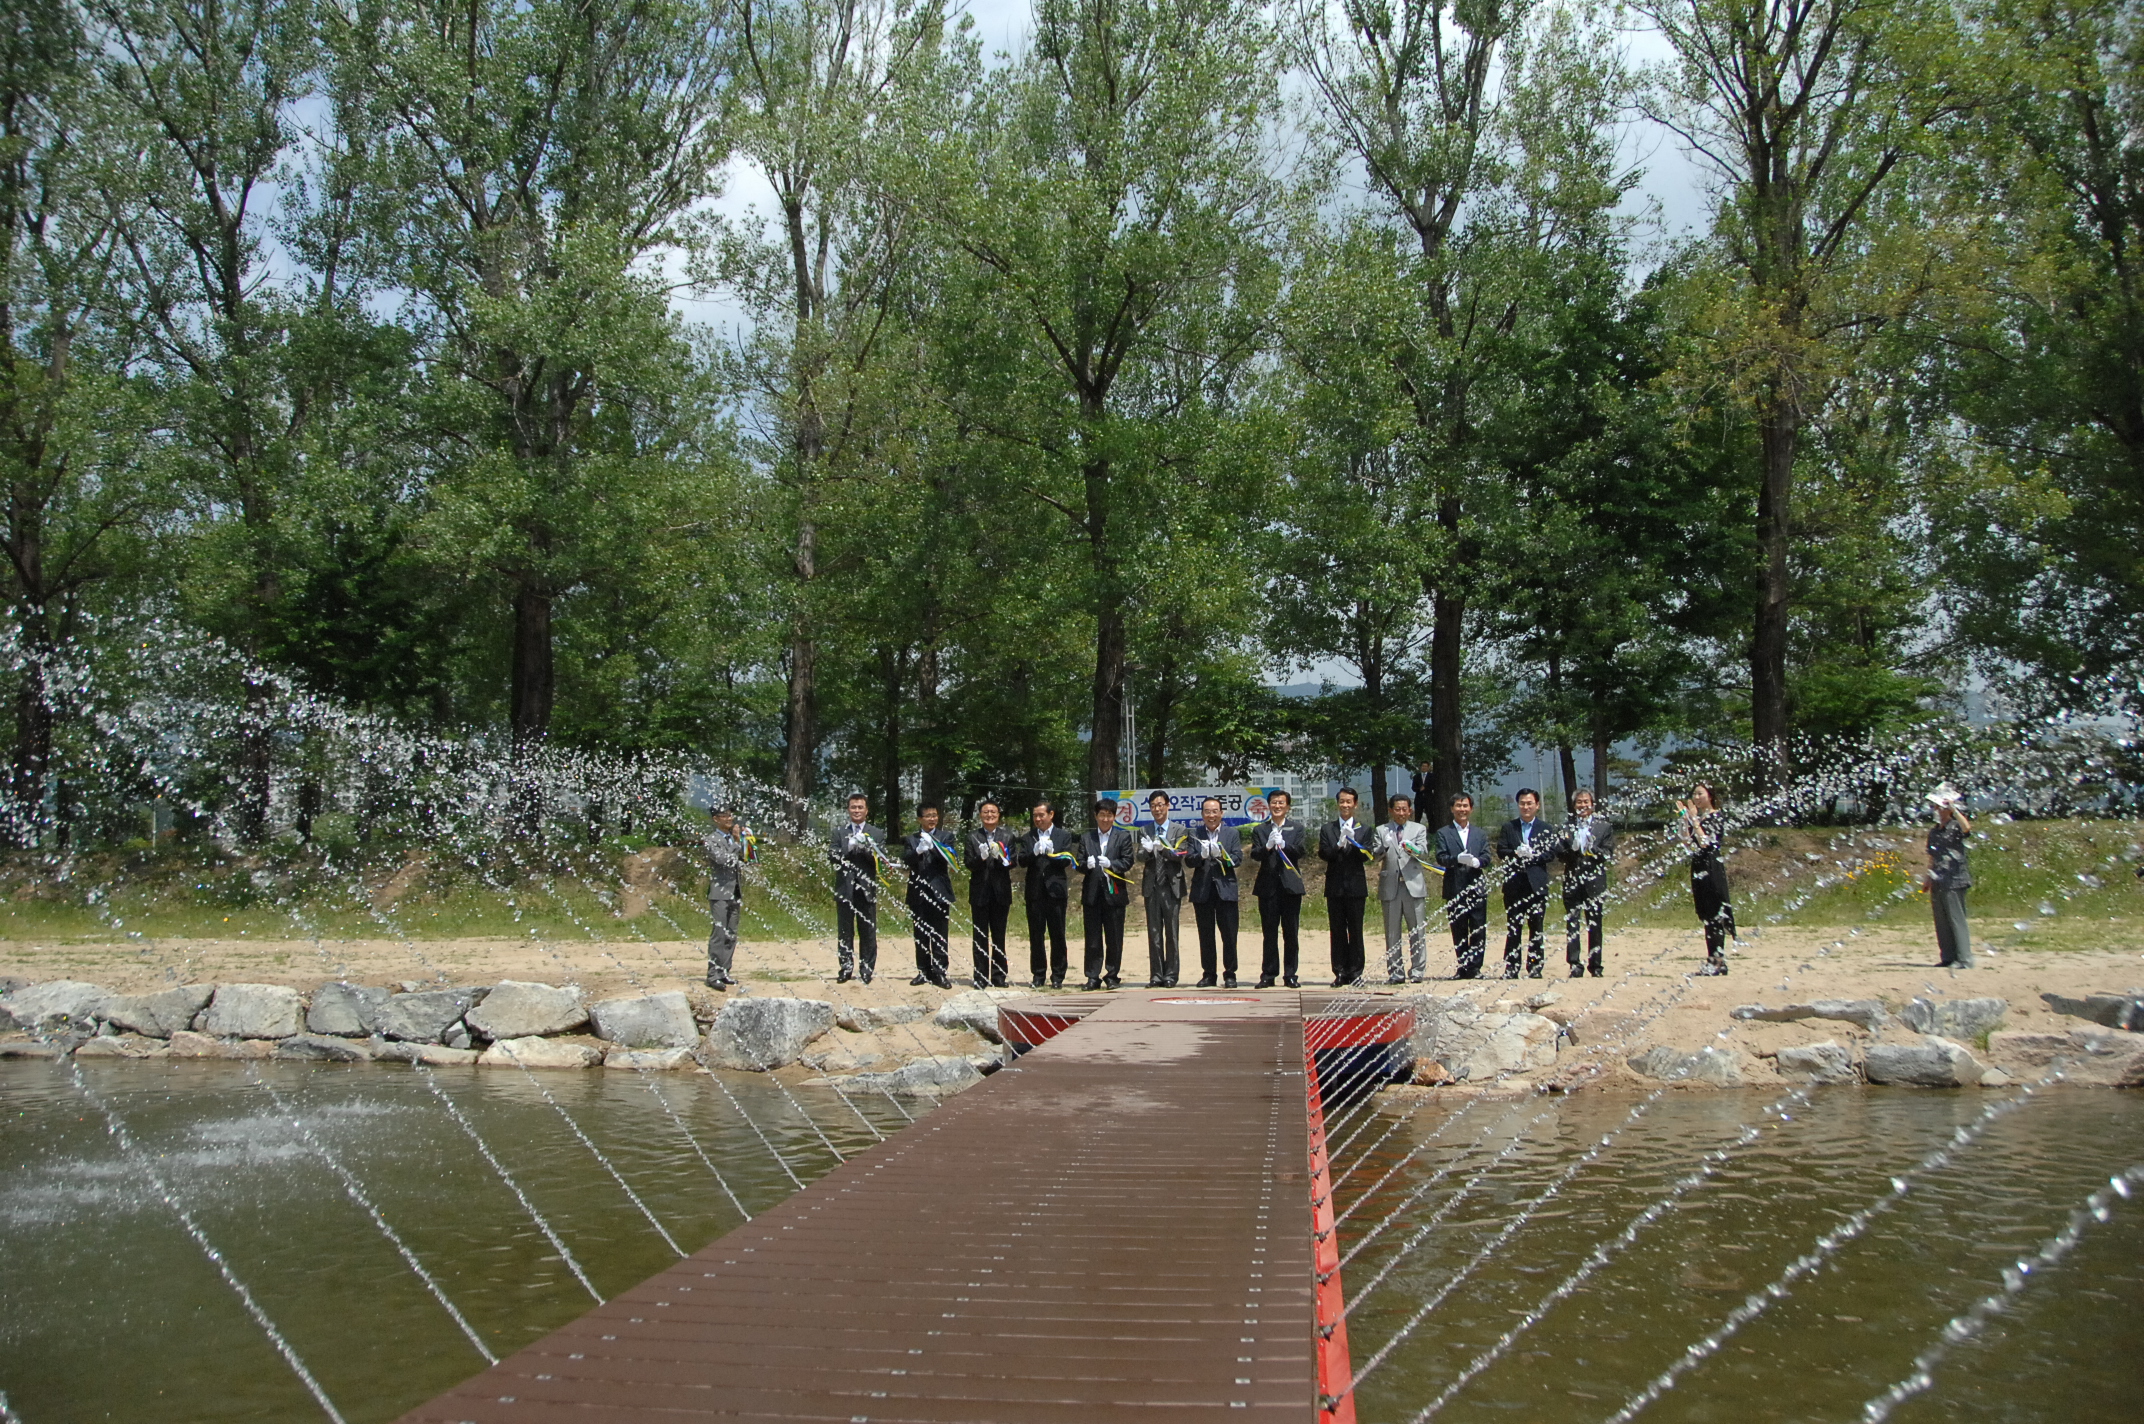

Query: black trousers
left=1693, top=866, right=1734, bottom=962
left=1446, top=886, right=1488, bottom=977
left=1026, top=897, right=1068, bottom=983
left=911, top=901, right=950, bottom=982
left=837, top=890, right=878, bottom=979
left=971, top=899, right=1010, bottom=986
left=1258, top=892, right=1301, bottom=982
left=1328, top=895, right=1367, bottom=983
left=1503, top=881, right=1548, bottom=974
left=1194, top=897, right=1239, bottom=979
left=1564, top=877, right=1606, bottom=969
left=1083, top=900, right=1126, bottom=984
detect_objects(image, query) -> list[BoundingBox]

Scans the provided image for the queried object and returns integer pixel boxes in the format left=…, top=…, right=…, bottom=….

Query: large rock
left=603, top=1046, right=696, bottom=1071
left=1729, top=999, right=1889, bottom=1033
left=590, top=991, right=700, bottom=1049
left=1901, top=996, right=2008, bottom=1040
left=933, top=991, right=1007, bottom=1043
left=701, top=997, right=836, bottom=1069
left=199, top=984, right=304, bottom=1039
left=837, top=1002, right=926, bottom=1033
left=1409, top=1000, right=1559, bottom=1082
left=467, top=981, right=587, bottom=1040
left=479, top=1035, right=604, bottom=1069
left=277, top=1034, right=372, bottom=1063
left=1, top=980, right=115, bottom=1032
left=102, top=984, right=214, bottom=1039
left=75, top=1033, right=170, bottom=1059
left=306, top=983, right=391, bottom=1037
left=833, top=1054, right=984, bottom=1097
left=2041, top=992, right=2144, bottom=1032
left=167, top=1029, right=275, bottom=1059
left=1987, top=1028, right=2144, bottom=1086
left=1865, top=1035, right=1983, bottom=1087
left=1775, top=1040, right=1857, bottom=1084
left=1627, top=1044, right=1747, bottom=1086
left=376, top=987, right=485, bottom=1043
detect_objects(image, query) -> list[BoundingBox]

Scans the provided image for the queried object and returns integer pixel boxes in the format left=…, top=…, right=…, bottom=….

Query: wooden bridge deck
left=397, top=990, right=1400, bottom=1424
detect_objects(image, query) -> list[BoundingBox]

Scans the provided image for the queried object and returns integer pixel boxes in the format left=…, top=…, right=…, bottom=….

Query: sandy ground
left=5, top=908, right=2139, bottom=1078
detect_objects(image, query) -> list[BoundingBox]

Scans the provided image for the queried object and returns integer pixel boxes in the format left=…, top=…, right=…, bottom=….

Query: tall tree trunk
left=782, top=519, right=818, bottom=834
left=1428, top=492, right=1466, bottom=817
left=917, top=637, right=946, bottom=812
left=1142, top=650, right=1179, bottom=789
left=1592, top=719, right=1610, bottom=801
left=9, top=612, right=52, bottom=847
left=1364, top=626, right=1388, bottom=814
left=1558, top=743, right=1577, bottom=813
left=1547, top=651, right=1575, bottom=810
left=1083, top=454, right=1124, bottom=796
left=509, top=582, right=554, bottom=744
left=1751, top=394, right=1796, bottom=786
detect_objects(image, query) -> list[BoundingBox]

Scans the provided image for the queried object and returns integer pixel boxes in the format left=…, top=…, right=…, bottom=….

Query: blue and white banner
left=1096, top=787, right=1286, bottom=829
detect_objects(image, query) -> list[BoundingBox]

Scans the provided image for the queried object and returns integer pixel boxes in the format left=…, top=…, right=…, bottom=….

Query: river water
left=1, top=1065, right=2138, bottom=1422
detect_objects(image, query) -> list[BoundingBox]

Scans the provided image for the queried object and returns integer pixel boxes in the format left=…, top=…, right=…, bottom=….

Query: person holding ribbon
left=903, top=803, right=956, bottom=989
left=1559, top=788, right=1616, bottom=977
left=1186, top=795, right=1241, bottom=987
left=1017, top=800, right=1075, bottom=988
left=1375, top=794, right=1431, bottom=983
left=1318, top=787, right=1374, bottom=986
left=1139, top=790, right=1187, bottom=987
left=1436, top=793, right=1492, bottom=978
left=1494, top=788, right=1556, bottom=978
left=1676, top=782, right=1734, bottom=976
left=1078, top=798, right=1136, bottom=990
left=1923, top=783, right=1974, bottom=968
left=965, top=798, right=1015, bottom=988
left=830, top=793, right=883, bottom=984
left=1248, top=789, right=1307, bottom=988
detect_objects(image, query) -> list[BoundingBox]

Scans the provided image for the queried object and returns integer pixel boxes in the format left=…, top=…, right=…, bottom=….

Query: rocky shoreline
left=0, top=976, right=1015, bottom=1096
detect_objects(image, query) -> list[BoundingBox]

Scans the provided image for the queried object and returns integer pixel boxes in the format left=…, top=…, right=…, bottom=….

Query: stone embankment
left=0, top=976, right=1012, bottom=1096
left=1395, top=986, right=2144, bottom=1092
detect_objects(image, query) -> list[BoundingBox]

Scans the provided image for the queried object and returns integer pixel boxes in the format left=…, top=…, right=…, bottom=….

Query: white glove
left=1268, top=828, right=1283, bottom=849
left=1087, top=854, right=1101, bottom=870
left=1457, top=852, right=1480, bottom=869
left=1202, top=839, right=1217, bottom=859
left=1516, top=841, right=1535, bottom=860
left=1141, top=836, right=1158, bottom=852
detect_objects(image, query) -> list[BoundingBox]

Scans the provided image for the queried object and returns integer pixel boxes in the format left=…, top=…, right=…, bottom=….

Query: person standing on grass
left=703, top=806, right=751, bottom=990
left=831, top=793, right=882, bottom=984
left=903, top=803, right=955, bottom=989
left=1924, top=784, right=1974, bottom=968
left=965, top=799, right=1015, bottom=988
left=1559, top=788, right=1616, bottom=978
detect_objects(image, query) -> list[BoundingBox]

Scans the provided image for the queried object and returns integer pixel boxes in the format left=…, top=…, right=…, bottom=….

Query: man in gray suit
left=1559, top=788, right=1616, bottom=977
left=1138, top=790, right=1187, bottom=986
left=1375, top=794, right=1431, bottom=983
left=703, top=806, right=749, bottom=990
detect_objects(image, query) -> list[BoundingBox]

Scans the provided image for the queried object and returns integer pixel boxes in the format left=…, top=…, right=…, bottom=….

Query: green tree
left=934, top=0, right=1289, bottom=795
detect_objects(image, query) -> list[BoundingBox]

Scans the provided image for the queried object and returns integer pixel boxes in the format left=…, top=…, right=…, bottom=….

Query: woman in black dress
left=1676, top=782, right=1733, bottom=975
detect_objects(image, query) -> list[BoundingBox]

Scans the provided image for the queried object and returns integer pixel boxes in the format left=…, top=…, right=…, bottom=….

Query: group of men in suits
left=817, top=782, right=1621, bottom=990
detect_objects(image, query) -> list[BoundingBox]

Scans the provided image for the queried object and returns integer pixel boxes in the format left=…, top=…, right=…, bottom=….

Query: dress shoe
left=1103, top=977, right=1121, bottom=990
left=1588, top=964, right=1604, bottom=977
left=1284, top=976, right=1300, bottom=988
left=1195, top=975, right=1217, bottom=988
left=1050, top=978, right=1065, bottom=989
left=1146, top=979, right=1164, bottom=988
left=1223, top=976, right=1238, bottom=988
left=836, top=969, right=854, bottom=984
left=1082, top=978, right=1102, bottom=990
left=1333, top=977, right=1349, bottom=988
left=859, top=971, right=873, bottom=984
left=1254, top=976, right=1276, bottom=989
left=1031, top=977, right=1045, bottom=989
left=929, top=975, right=953, bottom=989
left=704, top=977, right=731, bottom=992
left=1569, top=966, right=1586, bottom=978
left=1387, top=976, right=1406, bottom=985
left=1528, top=969, right=1544, bottom=979
left=909, top=974, right=928, bottom=986
left=1697, top=961, right=1729, bottom=977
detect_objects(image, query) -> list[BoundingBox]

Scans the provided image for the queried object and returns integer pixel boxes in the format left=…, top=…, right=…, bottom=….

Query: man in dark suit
left=1558, top=788, right=1615, bottom=978
left=1078, top=798, right=1136, bottom=989
left=1185, top=795, right=1241, bottom=987
left=1317, top=786, right=1374, bottom=986
left=901, top=803, right=955, bottom=988
left=1434, top=793, right=1491, bottom=978
left=1017, top=800, right=1074, bottom=987
left=1494, top=788, right=1556, bottom=978
left=965, top=798, right=1015, bottom=987
left=830, top=792, right=883, bottom=984
left=1248, top=789, right=1307, bottom=988
left=1138, top=790, right=1187, bottom=986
